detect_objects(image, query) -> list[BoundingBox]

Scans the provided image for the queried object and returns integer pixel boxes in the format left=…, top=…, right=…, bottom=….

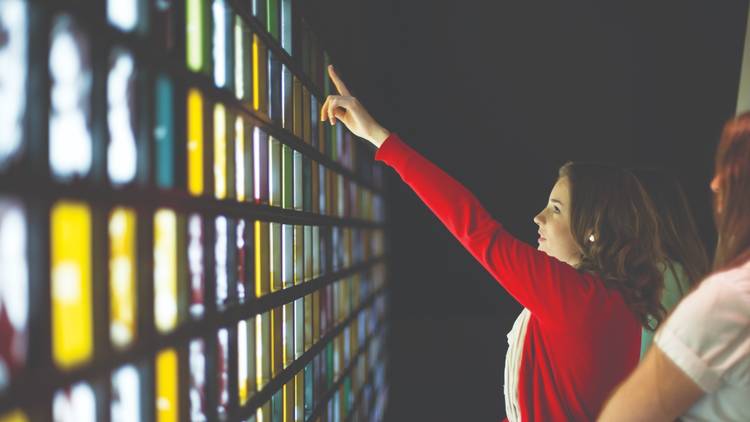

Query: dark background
left=305, top=1, right=748, bottom=420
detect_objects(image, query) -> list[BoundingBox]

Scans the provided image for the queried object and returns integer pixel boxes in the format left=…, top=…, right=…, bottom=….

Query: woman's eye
left=553, top=206, right=560, bottom=214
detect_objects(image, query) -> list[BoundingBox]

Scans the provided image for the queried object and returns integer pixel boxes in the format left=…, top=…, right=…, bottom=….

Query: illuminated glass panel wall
left=0, top=1, right=388, bottom=421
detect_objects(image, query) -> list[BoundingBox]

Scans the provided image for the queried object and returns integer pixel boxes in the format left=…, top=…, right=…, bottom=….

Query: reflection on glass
left=215, top=216, right=228, bottom=306
left=235, top=117, right=245, bottom=201
left=111, top=365, right=140, bottom=422
left=281, top=224, right=292, bottom=289
left=293, top=152, right=302, bottom=210
left=107, top=48, right=138, bottom=185
left=253, top=127, right=268, bottom=203
left=51, top=201, right=92, bottom=370
left=186, top=0, right=205, bottom=72
left=294, top=298, right=303, bottom=359
left=155, top=74, right=174, bottom=188
left=107, top=0, right=138, bottom=32
left=187, top=89, right=204, bottom=196
left=109, top=207, right=137, bottom=349
left=281, top=65, right=291, bottom=129
left=49, top=15, right=93, bottom=180
left=238, top=318, right=255, bottom=405
left=270, top=222, right=281, bottom=293
left=189, top=339, right=207, bottom=421
left=282, top=146, right=292, bottom=209
left=256, top=313, right=270, bottom=390
left=0, top=0, right=27, bottom=168
left=282, top=303, right=293, bottom=368
left=154, top=209, right=177, bottom=333
left=236, top=219, right=247, bottom=301
left=156, top=348, right=179, bottom=422
left=217, top=328, right=229, bottom=419
left=280, top=0, right=292, bottom=53
left=188, top=214, right=205, bottom=318
left=234, top=17, right=245, bottom=99
left=269, top=137, right=280, bottom=207
left=212, top=0, right=227, bottom=87
left=0, top=199, right=27, bottom=391
left=214, top=104, right=227, bottom=199
left=52, top=382, right=96, bottom=422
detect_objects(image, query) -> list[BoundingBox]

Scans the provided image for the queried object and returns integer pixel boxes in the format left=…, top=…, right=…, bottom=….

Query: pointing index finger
left=328, top=65, right=351, bottom=96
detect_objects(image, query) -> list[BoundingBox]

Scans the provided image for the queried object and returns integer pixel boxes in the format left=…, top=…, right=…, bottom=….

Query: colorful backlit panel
left=0, top=199, right=28, bottom=391
left=51, top=201, right=93, bottom=370
left=0, top=2, right=387, bottom=420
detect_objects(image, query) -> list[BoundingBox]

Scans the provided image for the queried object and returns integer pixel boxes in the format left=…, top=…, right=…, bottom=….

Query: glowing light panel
left=51, top=201, right=92, bottom=370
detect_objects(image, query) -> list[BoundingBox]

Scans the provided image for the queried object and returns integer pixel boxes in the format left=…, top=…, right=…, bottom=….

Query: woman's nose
left=533, top=211, right=543, bottom=225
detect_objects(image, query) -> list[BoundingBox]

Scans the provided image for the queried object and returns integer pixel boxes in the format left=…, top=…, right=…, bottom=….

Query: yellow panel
left=214, top=104, right=227, bottom=199
left=156, top=348, right=179, bottom=422
left=252, top=35, right=260, bottom=111
left=235, top=117, right=245, bottom=201
left=0, top=410, right=28, bottom=422
left=188, top=89, right=204, bottom=196
left=154, top=209, right=178, bottom=333
left=255, top=221, right=269, bottom=297
left=109, top=207, right=137, bottom=349
left=51, top=201, right=93, bottom=370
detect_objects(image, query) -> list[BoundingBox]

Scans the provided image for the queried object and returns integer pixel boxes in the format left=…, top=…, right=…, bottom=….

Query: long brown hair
left=713, top=112, right=750, bottom=270
left=559, top=163, right=666, bottom=330
left=632, top=168, right=710, bottom=291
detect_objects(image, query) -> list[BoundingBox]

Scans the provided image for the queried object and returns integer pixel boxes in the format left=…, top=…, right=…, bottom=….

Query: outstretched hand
left=320, top=65, right=390, bottom=148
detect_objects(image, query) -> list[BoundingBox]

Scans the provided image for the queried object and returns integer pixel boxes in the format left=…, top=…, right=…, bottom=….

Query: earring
left=588, top=234, right=596, bottom=243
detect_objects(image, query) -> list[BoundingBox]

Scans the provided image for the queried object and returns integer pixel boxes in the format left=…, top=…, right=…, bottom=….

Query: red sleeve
left=376, top=133, right=599, bottom=323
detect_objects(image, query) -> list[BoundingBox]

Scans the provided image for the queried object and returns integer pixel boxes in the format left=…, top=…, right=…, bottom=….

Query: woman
left=321, top=65, right=665, bottom=421
left=598, top=113, right=750, bottom=421
left=632, top=168, right=710, bottom=357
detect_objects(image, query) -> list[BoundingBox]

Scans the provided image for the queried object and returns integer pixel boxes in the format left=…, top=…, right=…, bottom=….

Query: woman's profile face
left=534, top=177, right=581, bottom=267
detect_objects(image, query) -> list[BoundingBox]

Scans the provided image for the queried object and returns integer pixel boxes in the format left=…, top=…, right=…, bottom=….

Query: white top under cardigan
left=654, top=259, right=750, bottom=421
left=504, top=308, right=531, bottom=422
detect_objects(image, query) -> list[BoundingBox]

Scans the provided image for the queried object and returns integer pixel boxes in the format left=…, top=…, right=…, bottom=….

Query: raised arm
left=321, top=65, right=594, bottom=322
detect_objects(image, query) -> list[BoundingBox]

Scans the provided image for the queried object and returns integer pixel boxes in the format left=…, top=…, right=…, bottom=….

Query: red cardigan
left=375, top=134, right=641, bottom=421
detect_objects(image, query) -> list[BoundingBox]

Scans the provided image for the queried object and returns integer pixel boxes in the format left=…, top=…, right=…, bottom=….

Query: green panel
left=155, top=74, right=174, bottom=188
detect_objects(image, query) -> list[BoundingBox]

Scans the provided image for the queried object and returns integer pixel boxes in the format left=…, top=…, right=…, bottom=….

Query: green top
left=640, top=261, right=692, bottom=358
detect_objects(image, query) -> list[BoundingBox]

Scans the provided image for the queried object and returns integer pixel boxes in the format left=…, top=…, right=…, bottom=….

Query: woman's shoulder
left=698, top=259, right=750, bottom=298
left=671, top=259, right=750, bottom=327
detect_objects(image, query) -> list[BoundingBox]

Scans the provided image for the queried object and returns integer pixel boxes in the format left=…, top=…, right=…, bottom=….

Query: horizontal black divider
left=0, top=176, right=384, bottom=229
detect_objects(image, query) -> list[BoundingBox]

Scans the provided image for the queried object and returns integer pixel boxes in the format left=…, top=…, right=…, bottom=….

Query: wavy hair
left=632, top=168, right=710, bottom=292
left=559, top=163, right=666, bottom=330
left=713, top=112, right=750, bottom=270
